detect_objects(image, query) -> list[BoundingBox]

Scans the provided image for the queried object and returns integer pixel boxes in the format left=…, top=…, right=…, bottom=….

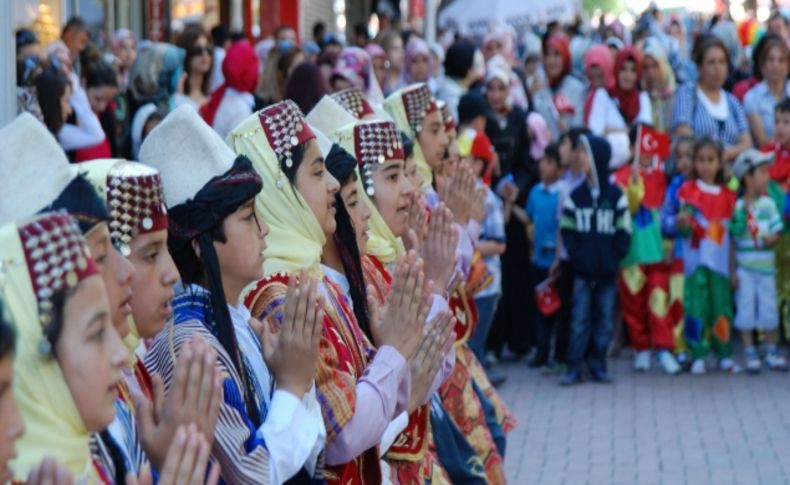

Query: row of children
left=482, top=99, right=790, bottom=384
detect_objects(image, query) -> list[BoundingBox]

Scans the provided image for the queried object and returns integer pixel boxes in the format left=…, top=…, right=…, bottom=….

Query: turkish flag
left=639, top=125, right=671, bottom=160
left=553, top=93, right=575, bottom=115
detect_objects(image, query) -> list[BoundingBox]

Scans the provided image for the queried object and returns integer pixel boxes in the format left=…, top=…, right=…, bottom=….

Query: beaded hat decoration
left=258, top=100, right=316, bottom=188
left=331, top=88, right=375, bottom=120
left=18, top=212, right=98, bottom=331
left=82, top=161, right=168, bottom=256
left=401, top=83, right=438, bottom=135
left=351, top=120, right=404, bottom=196
left=439, top=99, right=456, bottom=132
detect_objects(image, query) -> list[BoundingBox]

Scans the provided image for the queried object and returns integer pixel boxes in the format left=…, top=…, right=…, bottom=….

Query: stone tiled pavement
left=496, top=355, right=790, bottom=485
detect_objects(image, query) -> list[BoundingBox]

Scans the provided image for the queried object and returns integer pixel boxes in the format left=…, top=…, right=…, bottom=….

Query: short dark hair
left=63, top=16, right=87, bottom=35
left=458, top=91, right=486, bottom=125
left=563, top=127, right=591, bottom=150
left=83, top=59, right=118, bottom=89
left=544, top=142, right=560, bottom=165
left=210, top=25, right=230, bottom=47
left=776, top=97, right=790, bottom=114
left=692, top=136, right=725, bottom=184
left=692, top=34, right=729, bottom=69
left=312, top=21, right=326, bottom=39
left=444, top=41, right=476, bottom=80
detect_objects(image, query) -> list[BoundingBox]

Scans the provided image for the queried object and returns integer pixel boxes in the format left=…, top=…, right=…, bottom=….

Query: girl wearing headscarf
left=331, top=47, right=386, bottom=105
left=401, top=36, right=438, bottom=94
left=140, top=105, right=327, bottom=484
left=232, top=100, right=429, bottom=484
left=200, top=39, right=260, bottom=139
left=610, top=47, right=652, bottom=127
left=3, top=211, right=128, bottom=482
left=641, top=37, right=677, bottom=134
left=533, top=33, right=586, bottom=140
left=583, top=44, right=633, bottom=169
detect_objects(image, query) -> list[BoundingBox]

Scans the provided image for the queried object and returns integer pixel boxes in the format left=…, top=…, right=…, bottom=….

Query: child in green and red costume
left=614, top=124, right=681, bottom=375
left=762, top=98, right=790, bottom=340
left=677, top=137, right=741, bottom=375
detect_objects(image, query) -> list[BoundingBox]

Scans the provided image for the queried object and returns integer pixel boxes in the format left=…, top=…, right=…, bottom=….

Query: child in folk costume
left=676, top=138, right=740, bottom=375
left=764, top=98, right=790, bottom=338
left=661, top=136, right=695, bottom=365
left=730, top=150, right=787, bottom=372
left=0, top=114, right=222, bottom=480
left=231, top=100, right=430, bottom=484
left=323, top=141, right=456, bottom=484
left=385, top=83, right=512, bottom=484
left=614, top=124, right=681, bottom=375
left=140, top=105, right=327, bottom=484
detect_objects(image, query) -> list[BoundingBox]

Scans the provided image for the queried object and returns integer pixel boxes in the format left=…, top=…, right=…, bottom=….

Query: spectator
left=533, top=33, right=585, bottom=140
left=274, top=24, right=297, bottom=46
left=402, top=36, right=436, bottom=93
left=611, top=48, right=652, bottom=127
left=175, top=24, right=213, bottom=109
left=312, top=21, right=326, bottom=46
left=583, top=44, right=632, bottom=169
left=353, top=22, right=370, bottom=47
left=560, top=133, right=631, bottom=386
left=437, top=41, right=483, bottom=120
left=376, top=29, right=405, bottom=95
left=525, top=143, right=562, bottom=368
left=365, top=43, right=389, bottom=93
left=256, top=43, right=304, bottom=108
left=74, top=59, right=120, bottom=161
left=672, top=35, right=752, bottom=164
left=110, top=29, right=136, bottom=91
left=641, top=37, right=676, bottom=133
left=730, top=149, right=787, bottom=373
left=209, top=25, right=231, bottom=91
left=767, top=12, right=790, bottom=43
left=200, top=40, right=260, bottom=139
left=16, top=28, right=40, bottom=59
left=676, top=138, right=739, bottom=375
left=61, top=17, right=89, bottom=74
left=284, top=62, right=327, bottom=116
left=743, top=34, right=790, bottom=148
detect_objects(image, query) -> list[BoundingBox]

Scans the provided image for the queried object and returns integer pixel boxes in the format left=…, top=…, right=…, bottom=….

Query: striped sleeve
left=144, top=320, right=276, bottom=485
left=671, top=84, right=693, bottom=131
left=767, top=198, right=784, bottom=234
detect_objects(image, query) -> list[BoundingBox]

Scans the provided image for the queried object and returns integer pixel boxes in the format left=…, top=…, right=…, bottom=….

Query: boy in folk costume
left=614, top=124, right=681, bottom=374
left=0, top=114, right=221, bottom=479
left=232, top=100, right=432, bottom=484
left=139, top=105, right=327, bottom=484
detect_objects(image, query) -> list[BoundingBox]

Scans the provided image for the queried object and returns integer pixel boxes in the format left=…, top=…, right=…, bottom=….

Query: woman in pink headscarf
left=331, top=46, right=385, bottom=104
left=583, top=44, right=632, bottom=168
left=401, top=36, right=438, bottom=93
left=199, top=39, right=259, bottom=138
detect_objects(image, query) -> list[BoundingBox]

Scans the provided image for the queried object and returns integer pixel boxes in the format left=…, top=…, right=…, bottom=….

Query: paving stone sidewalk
left=497, top=356, right=790, bottom=485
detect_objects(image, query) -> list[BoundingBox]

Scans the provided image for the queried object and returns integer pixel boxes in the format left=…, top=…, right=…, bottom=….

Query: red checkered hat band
left=105, top=163, right=168, bottom=256
left=402, top=84, right=438, bottom=134
left=18, top=211, right=98, bottom=325
left=258, top=99, right=315, bottom=169
left=332, top=88, right=375, bottom=119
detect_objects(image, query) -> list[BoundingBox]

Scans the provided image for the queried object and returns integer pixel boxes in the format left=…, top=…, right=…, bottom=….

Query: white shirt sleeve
left=587, top=88, right=609, bottom=135
left=57, top=81, right=105, bottom=151
left=637, top=91, right=653, bottom=126
left=256, top=387, right=327, bottom=483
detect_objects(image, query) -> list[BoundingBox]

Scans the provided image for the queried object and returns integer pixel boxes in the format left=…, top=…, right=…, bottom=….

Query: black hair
left=692, top=136, right=725, bottom=185
left=15, top=28, right=38, bottom=55
left=400, top=132, right=414, bottom=159
left=313, top=21, right=326, bottom=40
left=84, top=59, right=119, bottom=89
left=543, top=142, right=560, bottom=165
left=324, top=145, right=373, bottom=343
left=34, top=68, right=70, bottom=135
left=211, top=25, right=230, bottom=47
left=458, top=91, right=487, bottom=126
left=753, top=33, right=788, bottom=80
left=776, top=97, right=790, bottom=115
left=691, top=34, right=729, bottom=70
left=562, top=126, right=591, bottom=150
left=63, top=17, right=87, bottom=35
left=444, top=41, right=477, bottom=80
left=0, top=300, right=16, bottom=360
left=229, top=32, right=246, bottom=42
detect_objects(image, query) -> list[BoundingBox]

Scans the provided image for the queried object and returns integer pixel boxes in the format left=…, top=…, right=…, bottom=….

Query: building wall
left=302, top=0, right=336, bottom=39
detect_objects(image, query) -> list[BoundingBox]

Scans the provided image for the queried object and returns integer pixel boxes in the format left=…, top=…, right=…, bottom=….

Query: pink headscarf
left=402, top=36, right=433, bottom=85
left=583, top=44, right=616, bottom=124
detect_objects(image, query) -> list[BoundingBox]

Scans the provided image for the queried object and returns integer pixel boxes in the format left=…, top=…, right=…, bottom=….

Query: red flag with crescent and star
left=639, top=125, right=671, bottom=160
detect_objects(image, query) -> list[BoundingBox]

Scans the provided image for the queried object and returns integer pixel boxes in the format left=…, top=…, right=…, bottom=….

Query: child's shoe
left=658, top=350, right=681, bottom=375
left=719, top=357, right=743, bottom=374
left=744, top=346, right=761, bottom=374
left=690, top=358, right=707, bottom=375
left=633, top=350, right=651, bottom=372
left=485, top=351, right=499, bottom=366
left=588, top=366, right=612, bottom=383
left=764, top=350, right=789, bottom=372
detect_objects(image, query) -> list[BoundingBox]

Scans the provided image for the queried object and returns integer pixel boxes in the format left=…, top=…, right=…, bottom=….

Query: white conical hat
left=138, top=105, right=237, bottom=208
left=306, top=95, right=357, bottom=138
left=0, top=113, right=74, bottom=225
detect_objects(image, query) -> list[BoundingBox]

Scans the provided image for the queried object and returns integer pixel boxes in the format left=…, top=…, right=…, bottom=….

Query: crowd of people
left=3, top=4, right=790, bottom=484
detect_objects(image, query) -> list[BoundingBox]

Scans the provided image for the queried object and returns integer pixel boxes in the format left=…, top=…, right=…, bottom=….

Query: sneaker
left=765, top=351, right=789, bottom=372
left=527, top=351, right=549, bottom=368
left=676, top=352, right=691, bottom=372
left=719, top=357, right=743, bottom=374
left=658, top=350, right=681, bottom=375
left=633, top=350, right=652, bottom=372
left=690, top=359, right=707, bottom=375
left=560, top=368, right=583, bottom=386
left=541, top=362, right=566, bottom=376
left=485, top=351, right=499, bottom=366
left=744, top=347, right=761, bottom=374
left=588, top=366, right=612, bottom=383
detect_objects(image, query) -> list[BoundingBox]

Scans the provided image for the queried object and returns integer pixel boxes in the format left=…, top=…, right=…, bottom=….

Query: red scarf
left=200, top=40, right=260, bottom=126
left=546, top=34, right=571, bottom=89
left=610, top=47, right=642, bottom=125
